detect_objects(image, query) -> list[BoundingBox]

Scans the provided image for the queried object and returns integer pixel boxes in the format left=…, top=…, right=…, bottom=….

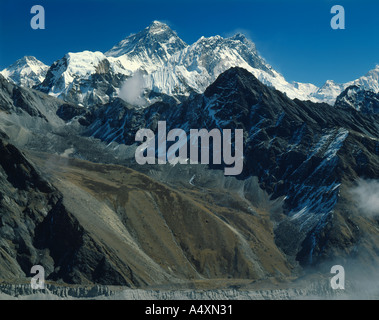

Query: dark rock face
left=56, top=103, right=88, bottom=122
left=0, top=139, right=53, bottom=192
left=0, top=136, right=58, bottom=279
left=33, top=200, right=132, bottom=286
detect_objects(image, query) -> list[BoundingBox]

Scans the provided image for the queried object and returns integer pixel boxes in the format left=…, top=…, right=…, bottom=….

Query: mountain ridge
left=3, top=21, right=379, bottom=109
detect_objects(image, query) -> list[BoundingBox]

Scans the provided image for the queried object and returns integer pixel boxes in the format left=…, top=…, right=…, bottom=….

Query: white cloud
left=350, top=179, right=379, bottom=218
left=119, top=71, right=147, bottom=107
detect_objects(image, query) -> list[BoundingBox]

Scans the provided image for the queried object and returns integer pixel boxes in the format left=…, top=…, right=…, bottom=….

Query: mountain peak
left=1, top=56, right=48, bottom=88
left=150, top=20, right=166, bottom=25
left=7, top=55, right=45, bottom=67
left=145, top=21, right=176, bottom=37
left=366, top=65, right=379, bottom=75
left=229, top=33, right=256, bottom=52
left=19, top=56, right=37, bottom=62
left=204, top=67, right=266, bottom=97
left=105, top=21, right=187, bottom=58
left=148, top=20, right=169, bottom=30
left=229, top=33, right=247, bottom=42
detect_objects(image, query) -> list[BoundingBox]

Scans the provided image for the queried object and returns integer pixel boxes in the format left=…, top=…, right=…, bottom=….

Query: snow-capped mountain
left=353, top=65, right=379, bottom=92
left=311, top=65, right=379, bottom=105
left=36, top=50, right=130, bottom=106
left=0, top=56, right=49, bottom=88
left=9, top=21, right=378, bottom=108
left=35, top=21, right=190, bottom=106
left=335, top=85, right=379, bottom=114
left=31, top=21, right=329, bottom=107
left=105, top=20, right=188, bottom=70
left=310, top=80, right=346, bottom=105
left=144, top=33, right=316, bottom=100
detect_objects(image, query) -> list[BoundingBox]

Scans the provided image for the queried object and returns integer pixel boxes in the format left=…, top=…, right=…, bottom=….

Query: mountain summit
left=0, top=56, right=48, bottom=88
left=105, top=21, right=187, bottom=63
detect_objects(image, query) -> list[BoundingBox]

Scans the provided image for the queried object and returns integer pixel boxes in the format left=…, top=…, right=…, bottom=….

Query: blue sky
left=1, top=0, right=378, bottom=86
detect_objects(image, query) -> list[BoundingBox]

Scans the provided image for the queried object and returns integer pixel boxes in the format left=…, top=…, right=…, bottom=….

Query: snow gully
left=135, top=121, right=244, bottom=176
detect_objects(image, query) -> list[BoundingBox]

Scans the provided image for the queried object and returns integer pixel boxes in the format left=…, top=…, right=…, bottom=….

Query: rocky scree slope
left=0, top=68, right=379, bottom=287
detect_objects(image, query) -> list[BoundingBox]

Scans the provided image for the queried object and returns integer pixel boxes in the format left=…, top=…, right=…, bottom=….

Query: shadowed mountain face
left=81, top=67, right=379, bottom=267
left=0, top=67, right=379, bottom=288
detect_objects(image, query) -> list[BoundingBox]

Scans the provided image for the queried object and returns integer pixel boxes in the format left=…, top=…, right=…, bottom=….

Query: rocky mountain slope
left=0, top=128, right=294, bottom=286
left=0, top=74, right=294, bottom=286
left=0, top=65, right=378, bottom=291
left=78, top=67, right=379, bottom=268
